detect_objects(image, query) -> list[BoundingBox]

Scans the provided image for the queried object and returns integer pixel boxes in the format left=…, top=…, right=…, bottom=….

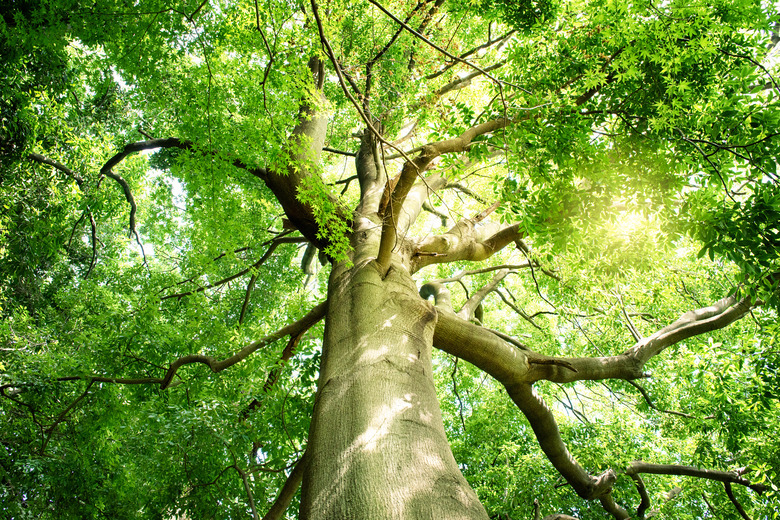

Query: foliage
left=1, top=0, right=779, bottom=518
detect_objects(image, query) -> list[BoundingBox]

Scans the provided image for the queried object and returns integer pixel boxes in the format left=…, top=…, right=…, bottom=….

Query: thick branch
left=508, top=383, right=618, bottom=500
left=28, top=152, right=85, bottom=186
left=376, top=113, right=515, bottom=271
left=376, top=151, right=433, bottom=272
left=262, top=454, right=307, bottom=520
left=629, top=474, right=651, bottom=518
left=598, top=493, right=630, bottom=520
left=395, top=171, right=448, bottom=236
left=432, top=309, right=530, bottom=382
left=432, top=300, right=643, bottom=384
left=420, top=281, right=453, bottom=312
left=724, top=482, right=752, bottom=520
left=624, top=295, right=753, bottom=364
left=519, top=292, right=756, bottom=385
left=99, top=138, right=190, bottom=238
left=354, top=128, right=386, bottom=218
left=427, top=117, right=512, bottom=156
left=625, top=461, right=768, bottom=494
left=257, top=53, right=344, bottom=248
left=412, top=222, right=524, bottom=272
left=525, top=353, right=645, bottom=383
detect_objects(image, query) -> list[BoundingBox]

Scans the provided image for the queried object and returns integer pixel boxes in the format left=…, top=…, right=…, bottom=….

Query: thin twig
left=627, top=380, right=694, bottom=419
left=367, top=0, right=527, bottom=93
left=450, top=357, right=467, bottom=431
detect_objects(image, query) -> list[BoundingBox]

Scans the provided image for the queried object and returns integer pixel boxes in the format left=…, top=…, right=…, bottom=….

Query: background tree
left=1, top=0, right=779, bottom=518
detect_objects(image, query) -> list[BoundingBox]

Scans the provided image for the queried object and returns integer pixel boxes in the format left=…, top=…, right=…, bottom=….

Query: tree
left=1, top=0, right=779, bottom=518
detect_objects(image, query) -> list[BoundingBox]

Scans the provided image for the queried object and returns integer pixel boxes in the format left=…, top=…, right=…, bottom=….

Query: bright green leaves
left=685, top=182, right=780, bottom=307
left=297, top=174, right=353, bottom=263
left=2, top=0, right=779, bottom=517
left=466, top=0, right=558, bottom=32
left=494, top=0, right=779, bottom=292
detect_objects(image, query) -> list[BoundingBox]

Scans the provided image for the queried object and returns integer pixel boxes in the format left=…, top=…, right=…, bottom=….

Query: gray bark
left=300, top=260, right=489, bottom=519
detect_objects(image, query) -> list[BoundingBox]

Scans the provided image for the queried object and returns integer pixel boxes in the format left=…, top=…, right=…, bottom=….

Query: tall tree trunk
left=300, top=260, right=489, bottom=520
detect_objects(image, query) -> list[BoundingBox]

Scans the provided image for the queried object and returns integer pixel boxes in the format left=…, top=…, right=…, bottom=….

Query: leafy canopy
left=1, top=0, right=779, bottom=518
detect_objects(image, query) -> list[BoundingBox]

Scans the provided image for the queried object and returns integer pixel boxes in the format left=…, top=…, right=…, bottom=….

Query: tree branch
left=628, top=473, right=651, bottom=518
left=444, top=181, right=487, bottom=204
left=495, top=288, right=544, bottom=331
left=436, top=263, right=533, bottom=283
left=234, top=465, right=260, bottom=520
left=724, top=482, right=752, bottom=520
left=27, top=152, right=85, bottom=186
left=323, top=146, right=357, bottom=157
left=239, top=273, right=259, bottom=326
left=534, top=496, right=580, bottom=519
left=161, top=236, right=304, bottom=300
left=159, top=301, right=327, bottom=389
left=617, top=294, right=642, bottom=342
left=625, top=461, right=768, bottom=494
left=393, top=171, right=449, bottom=237
left=7, top=303, right=327, bottom=392
left=422, top=201, right=449, bottom=225
left=425, top=30, right=515, bottom=80
left=261, top=454, right=307, bottom=520
left=433, top=60, right=507, bottom=98
left=367, top=0, right=525, bottom=91
left=598, top=493, right=630, bottom=519
left=412, top=221, right=524, bottom=272
left=420, top=281, right=453, bottom=312
left=508, top=383, right=618, bottom=501
left=99, top=138, right=190, bottom=238
left=718, top=48, right=780, bottom=97
left=28, top=152, right=100, bottom=278
left=40, top=380, right=94, bottom=454
left=457, top=268, right=508, bottom=321
left=627, top=380, right=694, bottom=419
left=85, top=210, right=99, bottom=279
left=364, top=0, right=426, bottom=106
left=624, top=295, right=753, bottom=364
left=376, top=151, right=432, bottom=273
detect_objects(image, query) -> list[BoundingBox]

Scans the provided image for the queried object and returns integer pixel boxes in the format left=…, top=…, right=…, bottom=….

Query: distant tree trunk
left=300, top=259, right=489, bottom=520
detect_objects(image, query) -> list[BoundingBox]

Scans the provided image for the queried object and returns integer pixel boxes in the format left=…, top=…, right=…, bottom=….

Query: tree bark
left=300, top=260, right=488, bottom=520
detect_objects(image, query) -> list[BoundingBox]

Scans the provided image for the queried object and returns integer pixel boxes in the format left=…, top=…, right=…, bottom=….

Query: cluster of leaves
left=477, top=0, right=558, bottom=31
left=687, top=182, right=780, bottom=306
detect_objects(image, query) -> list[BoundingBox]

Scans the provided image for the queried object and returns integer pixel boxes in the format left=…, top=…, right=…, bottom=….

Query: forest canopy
left=1, top=0, right=779, bottom=518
